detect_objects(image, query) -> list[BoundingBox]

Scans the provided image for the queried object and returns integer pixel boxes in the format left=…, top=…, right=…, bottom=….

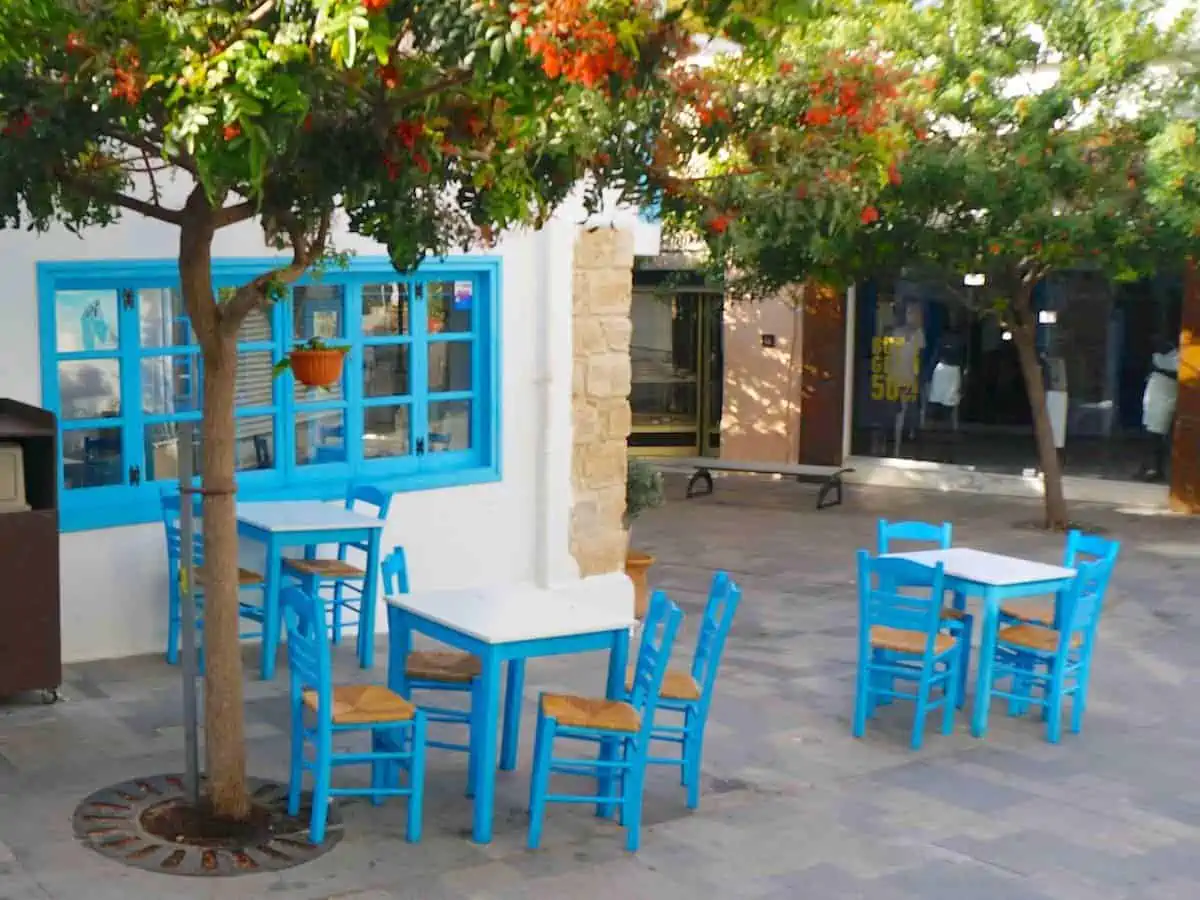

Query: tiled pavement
left=2, top=479, right=1200, bottom=898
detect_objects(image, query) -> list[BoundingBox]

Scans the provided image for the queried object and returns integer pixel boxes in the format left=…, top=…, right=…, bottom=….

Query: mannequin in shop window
left=922, top=327, right=966, bottom=433
left=885, top=300, right=925, bottom=455
left=1141, top=341, right=1179, bottom=482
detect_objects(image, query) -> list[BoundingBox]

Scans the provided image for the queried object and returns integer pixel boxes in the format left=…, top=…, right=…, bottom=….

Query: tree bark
left=180, top=205, right=250, bottom=821
left=1010, top=280, right=1070, bottom=530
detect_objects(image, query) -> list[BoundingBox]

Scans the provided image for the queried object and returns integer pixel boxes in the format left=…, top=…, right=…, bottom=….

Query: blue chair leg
left=680, top=706, right=693, bottom=787
left=624, top=761, right=644, bottom=853
left=310, top=732, right=333, bottom=844
left=527, top=713, right=553, bottom=850
left=1071, top=660, right=1091, bottom=735
left=369, top=732, right=386, bottom=807
left=332, top=580, right=344, bottom=645
left=684, top=714, right=704, bottom=810
left=1046, top=666, right=1066, bottom=745
left=941, top=653, right=958, bottom=736
left=1008, top=655, right=1031, bottom=716
left=911, top=677, right=931, bottom=751
left=852, top=658, right=871, bottom=739
left=287, top=707, right=304, bottom=816
left=956, top=615, right=973, bottom=710
left=407, top=715, right=426, bottom=843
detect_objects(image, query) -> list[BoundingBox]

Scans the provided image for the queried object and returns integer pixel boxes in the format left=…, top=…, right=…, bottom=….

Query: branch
left=391, top=70, right=473, bottom=106
left=61, top=170, right=184, bottom=225
left=213, top=200, right=257, bottom=229
left=99, top=127, right=197, bottom=175
left=218, top=209, right=333, bottom=334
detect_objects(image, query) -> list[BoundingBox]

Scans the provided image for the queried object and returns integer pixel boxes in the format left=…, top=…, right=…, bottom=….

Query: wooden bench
left=650, top=457, right=854, bottom=511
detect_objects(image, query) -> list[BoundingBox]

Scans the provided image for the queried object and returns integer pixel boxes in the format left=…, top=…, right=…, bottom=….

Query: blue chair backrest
left=876, top=519, right=953, bottom=554
left=160, top=487, right=205, bottom=569
left=282, top=585, right=333, bottom=713
left=343, top=485, right=392, bottom=554
left=1064, top=530, right=1120, bottom=568
left=628, top=590, right=684, bottom=742
left=380, top=546, right=411, bottom=595
left=1060, top=555, right=1117, bottom=639
left=690, top=571, right=742, bottom=705
left=857, top=550, right=946, bottom=653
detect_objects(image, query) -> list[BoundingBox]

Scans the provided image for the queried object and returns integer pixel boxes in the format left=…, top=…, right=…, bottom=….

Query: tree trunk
left=180, top=213, right=250, bottom=821
left=1010, top=282, right=1069, bottom=530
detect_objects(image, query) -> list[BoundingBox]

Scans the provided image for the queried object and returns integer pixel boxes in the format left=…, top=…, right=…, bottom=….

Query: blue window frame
left=38, top=256, right=502, bottom=532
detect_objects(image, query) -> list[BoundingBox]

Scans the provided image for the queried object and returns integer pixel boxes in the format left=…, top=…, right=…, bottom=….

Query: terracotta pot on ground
left=290, top=349, right=346, bottom=388
left=625, top=550, right=656, bottom=619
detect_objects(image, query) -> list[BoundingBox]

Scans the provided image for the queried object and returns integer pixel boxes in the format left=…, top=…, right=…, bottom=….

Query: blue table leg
left=500, top=659, right=526, bottom=771
left=971, top=586, right=999, bottom=738
left=386, top=606, right=411, bottom=698
left=359, top=529, right=381, bottom=669
left=597, top=628, right=630, bottom=819
left=261, top=539, right=283, bottom=681
left=471, top=650, right=503, bottom=844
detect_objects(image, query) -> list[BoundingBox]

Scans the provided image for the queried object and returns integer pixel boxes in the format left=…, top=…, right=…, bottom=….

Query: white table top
left=237, top=500, right=386, bottom=533
left=387, top=582, right=636, bottom=644
left=881, top=547, right=1075, bottom=587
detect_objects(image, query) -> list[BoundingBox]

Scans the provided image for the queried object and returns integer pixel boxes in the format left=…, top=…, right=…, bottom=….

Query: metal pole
left=177, top=421, right=202, bottom=806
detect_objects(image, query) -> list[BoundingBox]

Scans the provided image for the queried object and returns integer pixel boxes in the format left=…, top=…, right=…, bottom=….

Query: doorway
left=628, top=288, right=724, bottom=457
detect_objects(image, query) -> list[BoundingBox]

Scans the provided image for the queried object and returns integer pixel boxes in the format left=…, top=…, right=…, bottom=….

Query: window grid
left=39, top=257, right=500, bottom=531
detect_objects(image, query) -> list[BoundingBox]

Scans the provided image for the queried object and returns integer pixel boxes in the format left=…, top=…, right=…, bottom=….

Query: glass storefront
left=850, top=272, right=1183, bottom=482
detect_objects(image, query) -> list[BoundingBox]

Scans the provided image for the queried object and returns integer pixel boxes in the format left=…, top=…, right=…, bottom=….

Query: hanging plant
left=273, top=337, right=348, bottom=388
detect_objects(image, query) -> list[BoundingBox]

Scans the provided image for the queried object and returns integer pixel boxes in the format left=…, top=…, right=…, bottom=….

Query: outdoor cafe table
left=238, top=500, right=386, bottom=680
left=386, top=585, right=635, bottom=844
left=878, top=547, right=1076, bottom=738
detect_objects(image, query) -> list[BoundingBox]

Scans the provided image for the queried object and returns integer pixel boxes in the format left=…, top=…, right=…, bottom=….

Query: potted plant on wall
left=273, top=337, right=349, bottom=388
left=625, top=458, right=665, bottom=619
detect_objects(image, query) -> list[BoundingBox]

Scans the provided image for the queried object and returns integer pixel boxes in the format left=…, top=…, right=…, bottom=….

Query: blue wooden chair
left=528, top=590, right=683, bottom=852
left=629, top=570, right=742, bottom=810
left=282, top=584, right=427, bottom=844
left=853, top=551, right=963, bottom=750
left=991, top=551, right=1119, bottom=742
left=1000, top=530, right=1120, bottom=627
left=160, top=488, right=264, bottom=667
left=876, top=519, right=972, bottom=708
left=382, top=547, right=481, bottom=757
left=285, top=484, right=392, bottom=646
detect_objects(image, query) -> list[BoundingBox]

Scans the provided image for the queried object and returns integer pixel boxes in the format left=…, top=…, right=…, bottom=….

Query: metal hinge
left=122, top=288, right=135, bottom=310
left=129, top=465, right=141, bottom=486
left=415, top=437, right=425, bottom=456
left=414, top=282, right=424, bottom=299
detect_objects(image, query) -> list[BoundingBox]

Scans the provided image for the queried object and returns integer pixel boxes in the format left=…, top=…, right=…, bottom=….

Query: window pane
left=363, top=283, right=410, bottom=337
left=139, top=288, right=191, bottom=348
left=428, top=400, right=471, bottom=452
left=364, top=345, right=410, bottom=397
left=142, top=354, right=201, bottom=415
left=55, top=290, right=120, bottom=352
left=428, top=341, right=472, bottom=393
left=294, top=285, right=345, bottom=341
left=363, top=405, right=411, bottom=458
left=235, top=415, right=275, bottom=471
left=62, top=427, right=123, bottom=489
left=144, top=423, right=203, bottom=482
left=294, top=375, right=345, bottom=403
left=426, top=281, right=472, bottom=334
left=239, top=305, right=274, bottom=344
left=236, top=351, right=276, bottom=409
left=58, top=359, right=121, bottom=420
left=295, top=410, right=346, bottom=465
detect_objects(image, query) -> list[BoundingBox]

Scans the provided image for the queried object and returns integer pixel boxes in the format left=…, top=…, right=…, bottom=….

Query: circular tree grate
left=73, top=774, right=342, bottom=876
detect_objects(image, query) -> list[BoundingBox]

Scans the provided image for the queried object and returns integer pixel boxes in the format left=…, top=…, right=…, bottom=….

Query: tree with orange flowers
left=0, top=0, right=803, bottom=824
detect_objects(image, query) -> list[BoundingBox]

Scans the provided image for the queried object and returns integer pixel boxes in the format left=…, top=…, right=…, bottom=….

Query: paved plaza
left=2, top=479, right=1200, bottom=898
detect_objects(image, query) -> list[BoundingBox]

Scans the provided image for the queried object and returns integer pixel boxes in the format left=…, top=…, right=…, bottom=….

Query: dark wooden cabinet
left=0, top=399, right=61, bottom=697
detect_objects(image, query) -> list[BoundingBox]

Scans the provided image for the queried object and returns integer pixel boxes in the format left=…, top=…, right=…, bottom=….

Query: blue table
left=238, top=501, right=386, bottom=680
left=881, top=547, right=1075, bottom=737
left=386, top=585, right=634, bottom=844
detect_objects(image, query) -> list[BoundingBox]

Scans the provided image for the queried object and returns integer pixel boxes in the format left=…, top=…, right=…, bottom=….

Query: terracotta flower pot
left=625, top=549, right=656, bottom=619
left=290, top=349, right=346, bottom=388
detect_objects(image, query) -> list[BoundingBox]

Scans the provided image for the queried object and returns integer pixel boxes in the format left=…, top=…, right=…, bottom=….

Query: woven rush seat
left=405, top=650, right=481, bottom=683
left=284, top=558, right=366, bottom=578
left=997, top=624, right=1081, bottom=653
left=939, top=607, right=968, bottom=622
left=869, top=625, right=955, bottom=655
left=1000, top=600, right=1055, bottom=626
left=195, top=566, right=264, bottom=587
left=303, top=684, right=415, bottom=725
left=624, top=667, right=700, bottom=701
left=541, top=693, right=641, bottom=733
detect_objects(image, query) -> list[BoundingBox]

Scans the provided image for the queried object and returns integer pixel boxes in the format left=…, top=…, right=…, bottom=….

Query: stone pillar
left=570, top=228, right=635, bottom=576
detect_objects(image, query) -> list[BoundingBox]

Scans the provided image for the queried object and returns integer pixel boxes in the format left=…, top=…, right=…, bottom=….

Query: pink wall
left=720, top=288, right=804, bottom=463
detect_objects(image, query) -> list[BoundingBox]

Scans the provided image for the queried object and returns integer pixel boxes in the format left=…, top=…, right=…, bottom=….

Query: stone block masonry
left=570, top=227, right=635, bottom=577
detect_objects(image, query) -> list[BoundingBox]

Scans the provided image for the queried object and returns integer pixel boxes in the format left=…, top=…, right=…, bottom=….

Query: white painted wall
left=0, top=189, right=595, bottom=662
